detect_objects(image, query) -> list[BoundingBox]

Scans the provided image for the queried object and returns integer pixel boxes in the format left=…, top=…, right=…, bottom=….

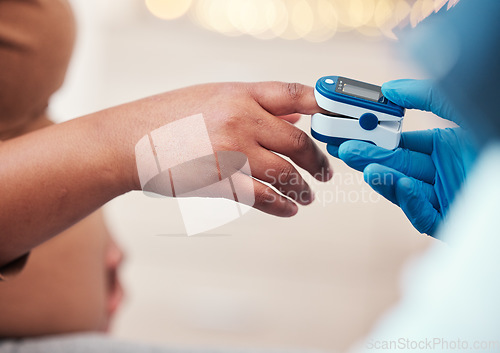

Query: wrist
left=86, top=108, right=140, bottom=194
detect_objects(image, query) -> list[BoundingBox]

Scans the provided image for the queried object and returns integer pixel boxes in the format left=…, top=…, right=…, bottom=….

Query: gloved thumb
left=382, top=79, right=464, bottom=126
left=395, top=177, right=440, bottom=236
left=326, top=144, right=340, bottom=158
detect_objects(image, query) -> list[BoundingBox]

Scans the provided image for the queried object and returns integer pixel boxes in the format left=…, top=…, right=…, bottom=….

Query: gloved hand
left=326, top=79, right=477, bottom=236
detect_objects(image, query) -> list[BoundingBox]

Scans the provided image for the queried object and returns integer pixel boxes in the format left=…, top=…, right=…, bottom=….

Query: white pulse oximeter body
left=311, top=76, right=405, bottom=150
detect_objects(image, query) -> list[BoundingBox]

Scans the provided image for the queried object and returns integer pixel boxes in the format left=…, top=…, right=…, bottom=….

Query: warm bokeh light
left=207, top=0, right=238, bottom=35
left=410, top=0, right=435, bottom=27
left=434, top=0, right=448, bottom=11
left=374, top=0, right=396, bottom=28
left=291, top=0, right=314, bottom=37
left=305, top=0, right=337, bottom=42
left=350, top=0, right=376, bottom=28
left=268, top=0, right=288, bottom=38
left=145, top=0, right=192, bottom=20
left=379, top=0, right=412, bottom=39
left=447, top=0, right=461, bottom=9
left=317, top=0, right=338, bottom=31
left=144, top=0, right=461, bottom=41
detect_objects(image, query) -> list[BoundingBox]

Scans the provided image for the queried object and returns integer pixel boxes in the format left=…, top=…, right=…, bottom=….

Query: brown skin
left=0, top=0, right=125, bottom=336
left=0, top=115, right=124, bottom=337
left=0, top=83, right=328, bottom=338
left=0, top=0, right=75, bottom=138
left=0, top=0, right=332, bottom=337
left=0, top=81, right=332, bottom=268
left=0, top=209, right=124, bottom=336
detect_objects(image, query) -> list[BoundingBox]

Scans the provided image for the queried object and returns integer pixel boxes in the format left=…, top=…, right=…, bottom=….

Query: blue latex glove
left=327, top=79, right=477, bottom=236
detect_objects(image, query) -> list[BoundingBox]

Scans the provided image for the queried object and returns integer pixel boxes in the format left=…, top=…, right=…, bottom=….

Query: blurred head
left=0, top=211, right=124, bottom=336
left=0, top=0, right=75, bottom=138
left=402, top=0, right=500, bottom=143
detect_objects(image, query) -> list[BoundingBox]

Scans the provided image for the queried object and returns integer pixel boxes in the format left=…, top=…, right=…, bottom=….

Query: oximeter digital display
left=336, top=77, right=383, bottom=103
left=311, top=76, right=405, bottom=150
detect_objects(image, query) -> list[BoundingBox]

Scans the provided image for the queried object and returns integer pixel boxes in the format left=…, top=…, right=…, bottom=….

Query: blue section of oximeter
left=315, top=76, right=405, bottom=117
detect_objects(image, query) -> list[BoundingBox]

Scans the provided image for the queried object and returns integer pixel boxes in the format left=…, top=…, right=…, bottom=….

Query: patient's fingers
left=249, top=177, right=299, bottom=217
left=249, top=82, right=321, bottom=116
left=249, top=150, right=314, bottom=205
left=257, top=114, right=332, bottom=182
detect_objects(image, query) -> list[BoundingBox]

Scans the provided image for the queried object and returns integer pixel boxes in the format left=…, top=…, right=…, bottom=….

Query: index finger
left=248, top=81, right=324, bottom=116
left=381, top=79, right=461, bottom=124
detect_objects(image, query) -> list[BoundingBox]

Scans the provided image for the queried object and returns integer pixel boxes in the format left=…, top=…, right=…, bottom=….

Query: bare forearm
left=0, top=90, right=189, bottom=266
left=0, top=111, right=133, bottom=266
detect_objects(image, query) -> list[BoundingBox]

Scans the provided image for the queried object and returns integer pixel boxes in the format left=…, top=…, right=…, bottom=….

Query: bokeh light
left=207, top=0, right=238, bottom=36
left=145, top=0, right=461, bottom=42
left=268, top=0, right=289, bottom=38
left=291, top=0, right=314, bottom=37
left=145, top=0, right=192, bottom=20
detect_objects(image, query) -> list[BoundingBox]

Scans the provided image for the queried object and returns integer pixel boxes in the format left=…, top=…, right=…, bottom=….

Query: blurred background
left=51, top=0, right=455, bottom=351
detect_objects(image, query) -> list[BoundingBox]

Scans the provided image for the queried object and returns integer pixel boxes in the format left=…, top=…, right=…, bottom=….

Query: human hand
left=0, top=81, right=331, bottom=266
left=326, top=80, right=477, bottom=236
left=118, top=82, right=332, bottom=217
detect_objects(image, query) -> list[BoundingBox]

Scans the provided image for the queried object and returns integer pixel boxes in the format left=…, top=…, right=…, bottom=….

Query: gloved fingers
left=364, top=164, right=439, bottom=209
left=381, top=79, right=462, bottom=125
left=400, top=130, right=435, bottom=155
left=363, top=163, right=399, bottom=205
left=326, top=143, right=340, bottom=158
left=338, top=140, right=436, bottom=184
left=395, top=177, right=440, bottom=236
left=329, top=131, right=436, bottom=158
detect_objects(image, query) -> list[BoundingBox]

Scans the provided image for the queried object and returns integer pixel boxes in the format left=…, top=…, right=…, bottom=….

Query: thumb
left=396, top=177, right=440, bottom=236
left=382, top=79, right=463, bottom=125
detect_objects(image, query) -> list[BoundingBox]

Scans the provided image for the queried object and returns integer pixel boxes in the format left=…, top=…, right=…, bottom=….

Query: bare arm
left=0, top=81, right=332, bottom=267
left=0, top=112, right=130, bottom=267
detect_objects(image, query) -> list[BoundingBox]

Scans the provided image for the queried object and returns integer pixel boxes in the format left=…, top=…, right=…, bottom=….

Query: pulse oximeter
left=311, top=76, right=405, bottom=150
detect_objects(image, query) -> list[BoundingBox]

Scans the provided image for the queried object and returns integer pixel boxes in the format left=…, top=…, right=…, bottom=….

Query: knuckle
left=221, top=113, right=238, bottom=125
left=277, top=163, right=295, bottom=184
left=255, top=187, right=276, bottom=205
left=285, top=82, right=304, bottom=101
left=290, top=129, right=312, bottom=152
left=220, top=114, right=242, bottom=132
